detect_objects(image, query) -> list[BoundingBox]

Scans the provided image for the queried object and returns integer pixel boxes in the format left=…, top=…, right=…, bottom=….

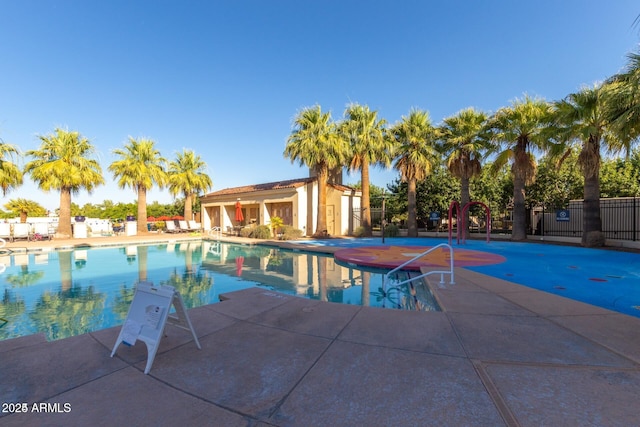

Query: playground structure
left=448, top=201, right=491, bottom=245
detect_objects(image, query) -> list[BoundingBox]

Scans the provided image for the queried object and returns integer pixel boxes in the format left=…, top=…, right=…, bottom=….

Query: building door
left=327, top=205, right=335, bottom=235
left=210, top=207, right=220, bottom=228
left=271, top=203, right=293, bottom=225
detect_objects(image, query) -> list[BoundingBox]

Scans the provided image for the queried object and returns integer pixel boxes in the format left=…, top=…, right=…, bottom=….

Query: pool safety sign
left=111, top=282, right=201, bottom=374
left=556, top=209, right=570, bottom=222
left=429, top=212, right=440, bottom=221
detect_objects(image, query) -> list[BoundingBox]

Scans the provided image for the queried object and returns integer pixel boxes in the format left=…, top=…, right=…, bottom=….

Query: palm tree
left=0, top=139, right=23, bottom=196
left=4, top=199, right=46, bottom=223
left=439, top=108, right=490, bottom=239
left=109, top=137, right=168, bottom=234
left=284, top=105, right=347, bottom=237
left=554, top=83, right=623, bottom=247
left=168, top=149, right=213, bottom=222
left=607, top=51, right=640, bottom=155
left=341, top=103, right=393, bottom=236
left=389, top=108, right=439, bottom=237
left=25, top=128, right=104, bottom=237
left=489, top=96, right=553, bottom=241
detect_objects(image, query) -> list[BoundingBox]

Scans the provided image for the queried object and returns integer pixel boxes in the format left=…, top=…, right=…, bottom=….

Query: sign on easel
left=111, top=282, right=201, bottom=374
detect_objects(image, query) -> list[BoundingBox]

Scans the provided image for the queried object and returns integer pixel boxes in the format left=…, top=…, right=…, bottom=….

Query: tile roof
left=203, top=177, right=357, bottom=197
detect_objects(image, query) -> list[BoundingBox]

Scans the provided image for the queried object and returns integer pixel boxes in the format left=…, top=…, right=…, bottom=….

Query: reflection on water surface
left=0, top=242, right=437, bottom=341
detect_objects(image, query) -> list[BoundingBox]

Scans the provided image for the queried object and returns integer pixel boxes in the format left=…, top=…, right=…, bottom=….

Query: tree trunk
left=138, top=245, right=148, bottom=282
left=361, top=163, right=372, bottom=237
left=137, top=185, right=148, bottom=234
left=582, top=171, right=604, bottom=247
left=361, top=271, right=370, bottom=307
left=460, top=176, right=471, bottom=240
left=511, top=174, right=527, bottom=241
left=57, top=188, right=72, bottom=238
left=407, top=178, right=418, bottom=237
left=318, top=255, right=327, bottom=301
left=184, top=193, right=193, bottom=221
left=185, top=246, right=193, bottom=273
left=59, top=250, right=72, bottom=291
left=314, top=167, right=328, bottom=237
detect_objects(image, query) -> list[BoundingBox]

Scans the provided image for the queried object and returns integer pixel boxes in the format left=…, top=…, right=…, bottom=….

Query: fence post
left=634, top=197, right=637, bottom=242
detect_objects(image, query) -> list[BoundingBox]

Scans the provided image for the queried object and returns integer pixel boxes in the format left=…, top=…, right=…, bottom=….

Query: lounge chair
left=165, top=221, right=181, bottom=233
left=188, top=220, right=202, bottom=232
left=31, top=223, right=52, bottom=241
left=179, top=220, right=194, bottom=232
left=13, top=223, right=30, bottom=242
left=0, top=223, right=12, bottom=242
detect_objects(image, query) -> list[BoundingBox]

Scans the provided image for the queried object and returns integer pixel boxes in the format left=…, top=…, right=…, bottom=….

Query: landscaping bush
left=352, top=226, right=366, bottom=237
left=239, top=226, right=254, bottom=238
left=279, top=225, right=303, bottom=240
left=384, top=224, right=400, bottom=237
left=250, top=225, right=272, bottom=239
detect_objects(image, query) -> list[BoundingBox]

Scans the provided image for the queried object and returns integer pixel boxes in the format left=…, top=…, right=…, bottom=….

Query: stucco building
left=199, top=175, right=361, bottom=237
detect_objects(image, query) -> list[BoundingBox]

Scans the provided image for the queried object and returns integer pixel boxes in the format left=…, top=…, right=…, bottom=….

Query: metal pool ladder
left=209, top=226, right=222, bottom=240
left=383, top=243, right=455, bottom=295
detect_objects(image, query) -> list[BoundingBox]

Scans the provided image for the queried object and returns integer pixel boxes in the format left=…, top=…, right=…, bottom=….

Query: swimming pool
left=2, top=237, right=639, bottom=342
left=0, top=241, right=432, bottom=341
left=295, top=237, right=640, bottom=318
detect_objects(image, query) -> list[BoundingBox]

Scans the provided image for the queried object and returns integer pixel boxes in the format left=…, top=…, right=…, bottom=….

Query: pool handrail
left=383, top=243, right=455, bottom=292
left=209, top=227, right=222, bottom=240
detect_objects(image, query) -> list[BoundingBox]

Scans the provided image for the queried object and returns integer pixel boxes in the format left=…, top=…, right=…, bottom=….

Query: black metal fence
left=359, top=197, right=640, bottom=242
left=532, top=197, right=640, bottom=241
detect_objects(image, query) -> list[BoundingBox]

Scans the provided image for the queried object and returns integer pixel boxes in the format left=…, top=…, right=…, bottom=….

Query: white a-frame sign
left=111, top=282, right=201, bottom=374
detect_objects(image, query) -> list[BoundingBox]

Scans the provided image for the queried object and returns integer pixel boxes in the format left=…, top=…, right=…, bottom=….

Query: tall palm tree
left=439, top=108, right=490, bottom=238
left=284, top=105, right=347, bottom=237
left=0, top=139, right=23, bottom=196
left=555, top=83, right=623, bottom=247
left=25, top=128, right=104, bottom=237
left=341, top=103, right=393, bottom=236
left=389, top=108, right=439, bottom=237
left=109, top=137, right=167, bottom=234
left=489, top=96, right=553, bottom=241
left=168, top=149, right=213, bottom=222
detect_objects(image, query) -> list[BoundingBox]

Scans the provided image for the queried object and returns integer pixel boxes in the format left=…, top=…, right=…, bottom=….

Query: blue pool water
left=0, top=241, right=405, bottom=341
left=2, top=237, right=639, bottom=342
left=295, top=237, right=640, bottom=318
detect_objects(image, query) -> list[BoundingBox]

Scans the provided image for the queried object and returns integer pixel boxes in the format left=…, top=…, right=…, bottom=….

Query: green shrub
left=269, top=216, right=284, bottom=237
left=239, top=226, right=253, bottom=238
left=352, top=226, right=366, bottom=237
left=250, top=225, right=272, bottom=239
left=384, top=224, right=400, bottom=237
left=279, top=225, right=303, bottom=240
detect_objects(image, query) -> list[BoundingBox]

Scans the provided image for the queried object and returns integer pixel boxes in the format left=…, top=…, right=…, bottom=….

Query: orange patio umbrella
left=235, top=256, right=244, bottom=276
left=235, top=200, right=244, bottom=223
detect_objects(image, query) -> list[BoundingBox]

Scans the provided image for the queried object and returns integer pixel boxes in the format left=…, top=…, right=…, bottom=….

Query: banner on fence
left=556, top=209, right=570, bottom=222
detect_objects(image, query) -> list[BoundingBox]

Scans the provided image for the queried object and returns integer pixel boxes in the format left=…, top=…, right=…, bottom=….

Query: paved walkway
left=2, top=234, right=640, bottom=425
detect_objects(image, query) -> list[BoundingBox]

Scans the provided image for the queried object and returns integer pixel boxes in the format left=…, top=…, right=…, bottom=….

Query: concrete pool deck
left=2, top=234, right=640, bottom=425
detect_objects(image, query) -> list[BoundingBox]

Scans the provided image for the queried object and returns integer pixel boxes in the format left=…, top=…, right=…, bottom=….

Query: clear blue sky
left=1, top=1, right=638, bottom=211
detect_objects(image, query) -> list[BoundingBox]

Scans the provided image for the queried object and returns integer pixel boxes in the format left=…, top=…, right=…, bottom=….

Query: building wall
left=294, top=186, right=307, bottom=233
left=200, top=179, right=361, bottom=237
left=341, top=192, right=361, bottom=235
